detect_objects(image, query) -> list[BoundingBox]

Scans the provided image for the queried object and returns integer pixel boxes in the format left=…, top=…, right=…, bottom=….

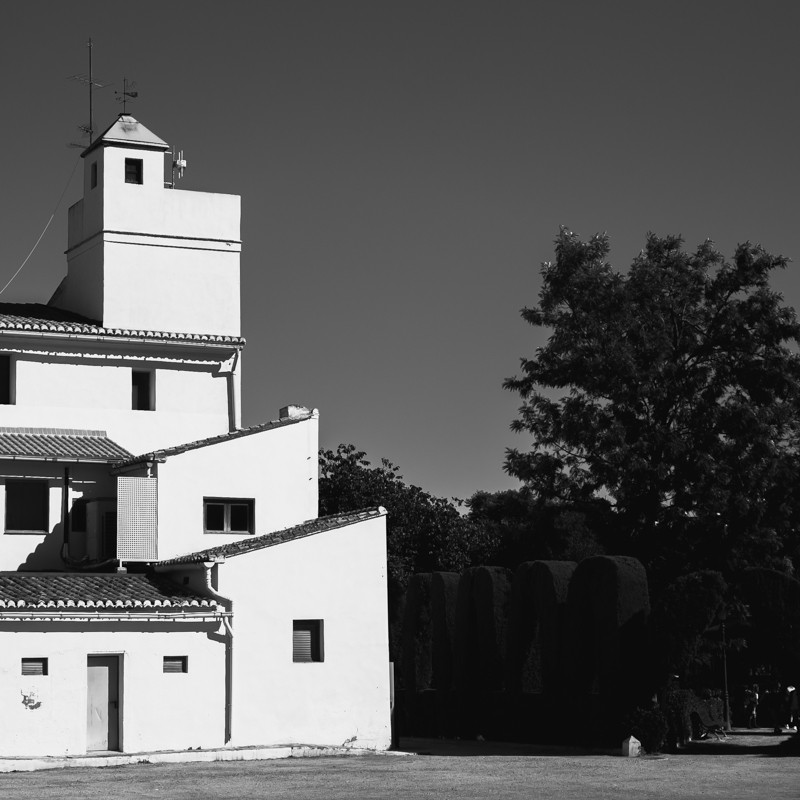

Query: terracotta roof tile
left=156, top=508, right=386, bottom=566
left=0, top=572, right=216, bottom=610
left=0, top=428, right=132, bottom=462
left=0, top=303, right=244, bottom=346
left=115, top=412, right=316, bottom=469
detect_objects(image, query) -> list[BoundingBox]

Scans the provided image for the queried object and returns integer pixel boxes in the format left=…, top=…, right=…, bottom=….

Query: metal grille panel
left=117, top=476, right=158, bottom=561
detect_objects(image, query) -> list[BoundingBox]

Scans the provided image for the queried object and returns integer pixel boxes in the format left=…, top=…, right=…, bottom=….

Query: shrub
left=624, top=706, right=669, bottom=753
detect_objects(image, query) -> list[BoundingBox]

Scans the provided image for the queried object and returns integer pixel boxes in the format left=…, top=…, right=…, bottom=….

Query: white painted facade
left=0, top=115, right=390, bottom=757
left=0, top=623, right=225, bottom=757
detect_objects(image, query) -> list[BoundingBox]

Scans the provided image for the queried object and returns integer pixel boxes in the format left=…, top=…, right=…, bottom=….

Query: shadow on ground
left=399, top=729, right=799, bottom=758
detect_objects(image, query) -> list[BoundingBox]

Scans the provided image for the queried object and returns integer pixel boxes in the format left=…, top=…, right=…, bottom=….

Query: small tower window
left=132, top=370, right=154, bottom=411
left=90, top=162, right=98, bottom=189
left=0, top=355, right=12, bottom=405
left=125, top=158, right=143, bottom=185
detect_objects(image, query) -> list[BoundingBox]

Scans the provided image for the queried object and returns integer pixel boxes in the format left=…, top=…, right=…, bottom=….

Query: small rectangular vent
left=117, top=476, right=158, bottom=561
left=163, top=656, right=188, bottom=673
left=293, top=620, right=324, bottom=663
left=21, top=657, right=48, bottom=676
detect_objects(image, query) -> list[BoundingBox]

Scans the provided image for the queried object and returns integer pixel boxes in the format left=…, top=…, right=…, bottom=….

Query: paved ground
left=0, top=731, right=797, bottom=800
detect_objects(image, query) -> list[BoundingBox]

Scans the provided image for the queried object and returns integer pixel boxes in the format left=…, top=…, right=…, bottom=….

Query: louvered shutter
left=293, top=626, right=313, bottom=662
left=163, top=656, right=188, bottom=673
left=21, top=658, right=48, bottom=675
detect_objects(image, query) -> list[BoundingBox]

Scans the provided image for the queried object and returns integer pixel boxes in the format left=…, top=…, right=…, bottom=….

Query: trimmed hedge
left=431, top=571, right=459, bottom=691
left=506, top=561, right=576, bottom=694
left=454, top=567, right=513, bottom=691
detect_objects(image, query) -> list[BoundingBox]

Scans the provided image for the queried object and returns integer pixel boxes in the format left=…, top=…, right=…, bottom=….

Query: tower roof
left=82, top=114, right=169, bottom=157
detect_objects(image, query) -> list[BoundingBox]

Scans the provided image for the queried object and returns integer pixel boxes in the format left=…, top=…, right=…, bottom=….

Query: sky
left=2, top=1, right=800, bottom=503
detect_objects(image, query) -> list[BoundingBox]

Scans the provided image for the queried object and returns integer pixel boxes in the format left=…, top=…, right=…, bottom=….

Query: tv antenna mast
left=67, top=38, right=110, bottom=146
left=115, top=78, right=139, bottom=114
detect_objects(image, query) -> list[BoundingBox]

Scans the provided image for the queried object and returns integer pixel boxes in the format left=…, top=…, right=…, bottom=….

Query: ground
left=0, top=734, right=797, bottom=799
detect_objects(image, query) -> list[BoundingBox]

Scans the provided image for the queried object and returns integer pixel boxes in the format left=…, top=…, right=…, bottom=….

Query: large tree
left=319, top=443, right=495, bottom=589
left=505, top=228, right=800, bottom=584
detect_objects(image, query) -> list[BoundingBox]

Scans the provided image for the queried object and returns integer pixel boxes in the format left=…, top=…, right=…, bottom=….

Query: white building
left=0, top=115, right=390, bottom=757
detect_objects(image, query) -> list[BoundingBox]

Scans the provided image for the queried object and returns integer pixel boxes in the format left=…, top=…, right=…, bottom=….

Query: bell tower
left=51, top=115, right=242, bottom=337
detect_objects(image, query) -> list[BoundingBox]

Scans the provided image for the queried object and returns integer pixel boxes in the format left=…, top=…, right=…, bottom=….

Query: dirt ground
left=1, top=734, right=797, bottom=800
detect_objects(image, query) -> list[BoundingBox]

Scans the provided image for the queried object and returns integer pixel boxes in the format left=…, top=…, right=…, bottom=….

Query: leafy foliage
left=466, top=488, right=609, bottom=565
left=505, top=228, right=800, bottom=584
left=319, top=444, right=496, bottom=589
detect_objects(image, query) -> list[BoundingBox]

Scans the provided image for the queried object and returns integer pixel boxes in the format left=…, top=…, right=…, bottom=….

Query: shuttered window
left=293, top=620, right=324, bottom=663
left=21, top=658, right=48, bottom=676
left=163, top=656, right=188, bottom=673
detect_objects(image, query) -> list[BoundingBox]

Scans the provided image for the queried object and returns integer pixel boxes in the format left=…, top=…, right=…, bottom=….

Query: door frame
left=86, top=653, right=123, bottom=752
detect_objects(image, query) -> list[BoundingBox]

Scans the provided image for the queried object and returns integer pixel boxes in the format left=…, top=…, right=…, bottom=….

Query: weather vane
left=115, top=78, right=139, bottom=114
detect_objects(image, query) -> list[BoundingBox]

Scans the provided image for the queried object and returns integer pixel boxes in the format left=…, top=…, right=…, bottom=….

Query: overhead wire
left=0, top=154, right=82, bottom=297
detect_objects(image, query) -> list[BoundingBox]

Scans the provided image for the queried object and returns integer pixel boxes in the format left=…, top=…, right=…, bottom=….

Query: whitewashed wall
left=154, top=415, right=319, bottom=561
left=1, top=357, right=233, bottom=456
left=218, top=513, right=391, bottom=750
left=0, top=623, right=225, bottom=757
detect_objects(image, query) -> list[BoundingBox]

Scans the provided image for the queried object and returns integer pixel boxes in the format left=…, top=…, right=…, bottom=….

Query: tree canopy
left=319, top=443, right=495, bottom=589
left=505, top=228, right=800, bottom=584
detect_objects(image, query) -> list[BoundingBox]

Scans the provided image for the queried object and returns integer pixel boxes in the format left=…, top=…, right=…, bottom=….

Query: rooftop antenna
left=67, top=37, right=110, bottom=147
left=115, top=78, right=138, bottom=114
left=166, top=148, right=188, bottom=189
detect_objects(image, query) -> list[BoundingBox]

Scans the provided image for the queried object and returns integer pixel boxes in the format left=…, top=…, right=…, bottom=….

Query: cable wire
left=0, top=154, right=82, bottom=297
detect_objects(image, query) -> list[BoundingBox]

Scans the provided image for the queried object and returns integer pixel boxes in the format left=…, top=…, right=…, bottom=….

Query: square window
left=293, top=620, right=324, bottom=663
left=204, top=498, right=254, bottom=534
left=132, top=370, right=154, bottom=410
left=5, top=480, right=49, bottom=533
left=125, top=158, right=143, bottom=184
left=163, top=656, right=188, bottom=673
left=21, top=657, right=48, bottom=676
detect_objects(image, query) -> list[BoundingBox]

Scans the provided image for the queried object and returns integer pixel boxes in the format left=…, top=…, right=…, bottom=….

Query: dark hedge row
left=395, top=556, right=652, bottom=743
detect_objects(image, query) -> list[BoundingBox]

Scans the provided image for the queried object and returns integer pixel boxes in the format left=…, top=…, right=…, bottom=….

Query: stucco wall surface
left=3, top=357, right=232, bottom=456
left=102, top=242, right=240, bottom=336
left=0, top=623, right=225, bottom=757
left=155, top=416, right=319, bottom=561
left=218, top=514, right=391, bottom=750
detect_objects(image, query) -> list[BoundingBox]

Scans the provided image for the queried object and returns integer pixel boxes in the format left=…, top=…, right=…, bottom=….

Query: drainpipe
left=155, top=560, right=234, bottom=743
left=221, top=349, right=241, bottom=433
left=60, top=466, right=71, bottom=563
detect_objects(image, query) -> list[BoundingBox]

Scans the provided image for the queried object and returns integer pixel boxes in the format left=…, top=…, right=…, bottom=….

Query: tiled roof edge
left=0, top=305, right=245, bottom=345
left=114, top=411, right=318, bottom=469
left=155, top=507, right=387, bottom=566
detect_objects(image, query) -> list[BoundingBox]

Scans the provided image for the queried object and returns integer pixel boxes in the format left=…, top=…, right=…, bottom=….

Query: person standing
left=744, top=684, right=759, bottom=728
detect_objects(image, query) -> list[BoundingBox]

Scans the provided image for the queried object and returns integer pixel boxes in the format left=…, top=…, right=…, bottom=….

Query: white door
left=87, top=656, right=120, bottom=751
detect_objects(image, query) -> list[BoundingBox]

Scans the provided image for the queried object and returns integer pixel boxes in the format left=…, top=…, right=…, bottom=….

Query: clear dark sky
left=2, top=1, right=800, bottom=502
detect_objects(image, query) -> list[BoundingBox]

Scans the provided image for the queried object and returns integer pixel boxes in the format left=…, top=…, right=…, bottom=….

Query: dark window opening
left=0, top=355, right=12, bottom=405
left=132, top=370, right=154, bottom=411
left=5, top=480, right=49, bottom=533
left=204, top=498, right=254, bottom=534
left=125, top=158, right=143, bottom=184
left=102, top=511, right=117, bottom=560
left=293, top=620, right=324, bottom=663
left=90, top=162, right=98, bottom=189
left=71, top=500, right=87, bottom=532
left=163, top=656, right=188, bottom=673
left=22, top=657, right=48, bottom=676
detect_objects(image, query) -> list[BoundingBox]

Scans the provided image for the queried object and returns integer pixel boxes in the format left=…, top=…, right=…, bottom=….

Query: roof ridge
left=115, top=412, right=317, bottom=468
left=155, top=507, right=386, bottom=566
